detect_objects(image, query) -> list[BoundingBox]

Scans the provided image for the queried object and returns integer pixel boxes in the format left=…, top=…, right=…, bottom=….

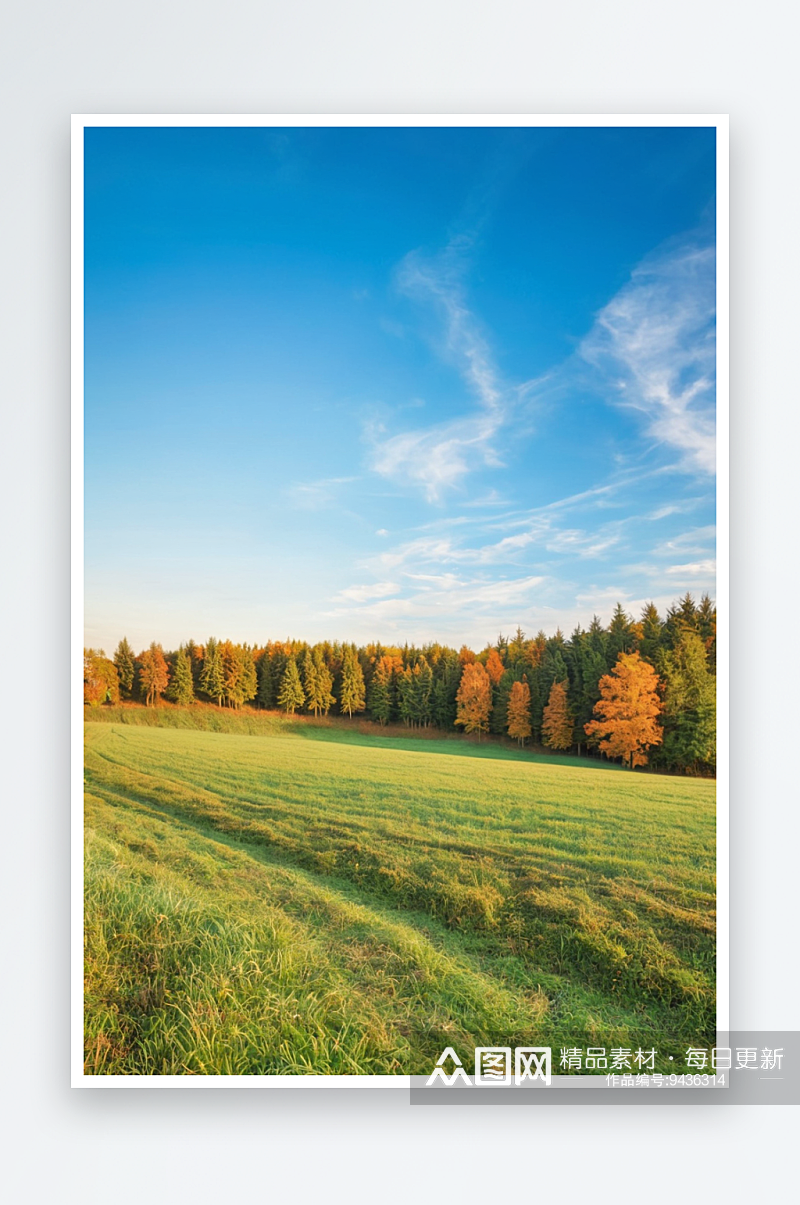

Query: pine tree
left=257, top=650, right=274, bottom=708
left=199, top=637, right=225, bottom=706
left=413, top=656, right=434, bottom=727
left=659, top=630, right=716, bottom=771
left=507, top=678, right=532, bottom=746
left=368, top=655, right=395, bottom=725
left=304, top=647, right=335, bottom=716
left=277, top=657, right=305, bottom=715
left=340, top=646, right=366, bottom=717
left=432, top=650, right=460, bottom=729
left=301, top=649, right=318, bottom=714
left=113, top=637, right=135, bottom=698
left=490, top=668, right=516, bottom=735
left=664, top=593, right=698, bottom=649
left=585, top=652, right=663, bottom=768
left=220, top=640, right=244, bottom=707
left=528, top=664, right=544, bottom=743
left=455, top=662, right=492, bottom=739
left=587, top=615, right=607, bottom=656
left=507, top=626, right=526, bottom=666
left=184, top=640, right=204, bottom=690
left=606, top=603, right=637, bottom=668
left=578, top=644, right=607, bottom=753
left=396, top=666, right=415, bottom=726
left=167, top=648, right=195, bottom=705
left=315, top=647, right=335, bottom=715
left=239, top=645, right=258, bottom=707
left=139, top=643, right=169, bottom=708
left=697, top=593, right=717, bottom=673
left=542, top=679, right=573, bottom=750
left=639, top=603, right=664, bottom=665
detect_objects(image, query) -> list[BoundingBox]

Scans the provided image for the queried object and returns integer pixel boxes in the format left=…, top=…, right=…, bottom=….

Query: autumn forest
left=83, top=592, right=716, bottom=775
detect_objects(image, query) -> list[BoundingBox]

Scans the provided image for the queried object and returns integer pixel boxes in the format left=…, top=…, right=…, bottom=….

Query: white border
left=72, top=113, right=729, bottom=1087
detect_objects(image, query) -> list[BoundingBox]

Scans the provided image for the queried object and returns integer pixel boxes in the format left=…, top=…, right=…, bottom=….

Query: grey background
left=2, top=1, right=798, bottom=1200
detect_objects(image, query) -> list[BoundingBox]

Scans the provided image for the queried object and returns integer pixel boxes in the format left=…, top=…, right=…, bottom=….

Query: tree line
left=83, top=592, right=716, bottom=774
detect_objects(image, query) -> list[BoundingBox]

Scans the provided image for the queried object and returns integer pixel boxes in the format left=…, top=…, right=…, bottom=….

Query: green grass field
left=84, top=711, right=716, bottom=1075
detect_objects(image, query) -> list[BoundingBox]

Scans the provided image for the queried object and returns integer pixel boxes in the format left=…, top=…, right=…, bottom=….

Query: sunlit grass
left=84, top=717, right=716, bottom=1075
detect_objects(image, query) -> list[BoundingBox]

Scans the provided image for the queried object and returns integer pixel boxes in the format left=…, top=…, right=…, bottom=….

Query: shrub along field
left=83, top=711, right=716, bottom=1075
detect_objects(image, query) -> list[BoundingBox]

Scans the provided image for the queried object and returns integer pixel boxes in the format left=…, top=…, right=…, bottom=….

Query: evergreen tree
left=113, top=637, right=135, bottom=698
left=368, top=655, right=395, bottom=725
left=606, top=603, right=637, bottom=667
left=697, top=593, right=717, bottom=673
left=269, top=647, right=289, bottom=706
left=507, top=678, right=532, bottom=746
left=340, top=645, right=366, bottom=717
left=507, top=626, right=527, bottom=666
left=542, top=679, right=573, bottom=750
left=587, top=615, right=607, bottom=656
left=413, top=656, right=434, bottom=726
left=277, top=657, right=305, bottom=715
left=540, top=637, right=569, bottom=696
left=237, top=645, right=258, bottom=708
left=220, top=640, right=244, bottom=707
left=432, top=649, right=461, bottom=729
left=184, top=639, right=204, bottom=690
left=659, top=630, right=716, bottom=771
left=638, top=603, right=664, bottom=665
left=396, top=666, right=415, bottom=726
left=578, top=644, right=607, bottom=754
left=301, top=648, right=318, bottom=713
left=490, top=667, right=516, bottom=735
left=167, top=648, right=195, bottom=705
left=304, top=647, right=335, bottom=716
left=664, top=593, right=699, bottom=649
left=199, top=637, right=225, bottom=706
left=257, top=650, right=274, bottom=708
left=528, top=664, right=544, bottom=743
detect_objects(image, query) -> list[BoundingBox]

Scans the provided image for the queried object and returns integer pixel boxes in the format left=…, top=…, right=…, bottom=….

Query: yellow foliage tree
left=584, top=651, right=663, bottom=768
left=506, top=678, right=531, bottom=746
left=484, top=648, right=505, bottom=687
left=542, top=679, right=573, bottom=750
left=455, top=661, right=492, bottom=739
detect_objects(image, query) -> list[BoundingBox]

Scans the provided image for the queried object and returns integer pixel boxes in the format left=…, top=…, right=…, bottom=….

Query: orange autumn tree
left=455, top=661, right=492, bottom=739
left=542, top=679, right=573, bottom=750
left=484, top=648, right=505, bottom=687
left=585, top=651, right=663, bottom=768
left=83, top=649, right=120, bottom=707
left=506, top=678, right=531, bottom=746
left=139, top=642, right=170, bottom=707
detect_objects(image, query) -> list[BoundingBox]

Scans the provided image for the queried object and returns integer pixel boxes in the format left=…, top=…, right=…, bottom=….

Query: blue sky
left=84, top=126, right=716, bottom=654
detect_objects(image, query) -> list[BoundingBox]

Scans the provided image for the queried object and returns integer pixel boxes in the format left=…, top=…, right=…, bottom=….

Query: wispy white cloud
left=368, top=235, right=510, bottom=502
left=652, top=524, right=716, bottom=558
left=285, top=477, right=356, bottom=510
left=327, top=571, right=546, bottom=628
left=334, top=581, right=399, bottom=603
left=666, top=559, right=716, bottom=577
left=580, top=240, right=716, bottom=474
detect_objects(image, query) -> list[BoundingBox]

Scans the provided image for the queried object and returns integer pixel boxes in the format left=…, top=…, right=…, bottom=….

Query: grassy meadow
left=84, top=708, right=716, bottom=1075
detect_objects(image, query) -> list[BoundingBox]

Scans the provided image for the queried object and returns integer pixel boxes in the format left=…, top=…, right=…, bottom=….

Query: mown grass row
left=84, top=721, right=716, bottom=1073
